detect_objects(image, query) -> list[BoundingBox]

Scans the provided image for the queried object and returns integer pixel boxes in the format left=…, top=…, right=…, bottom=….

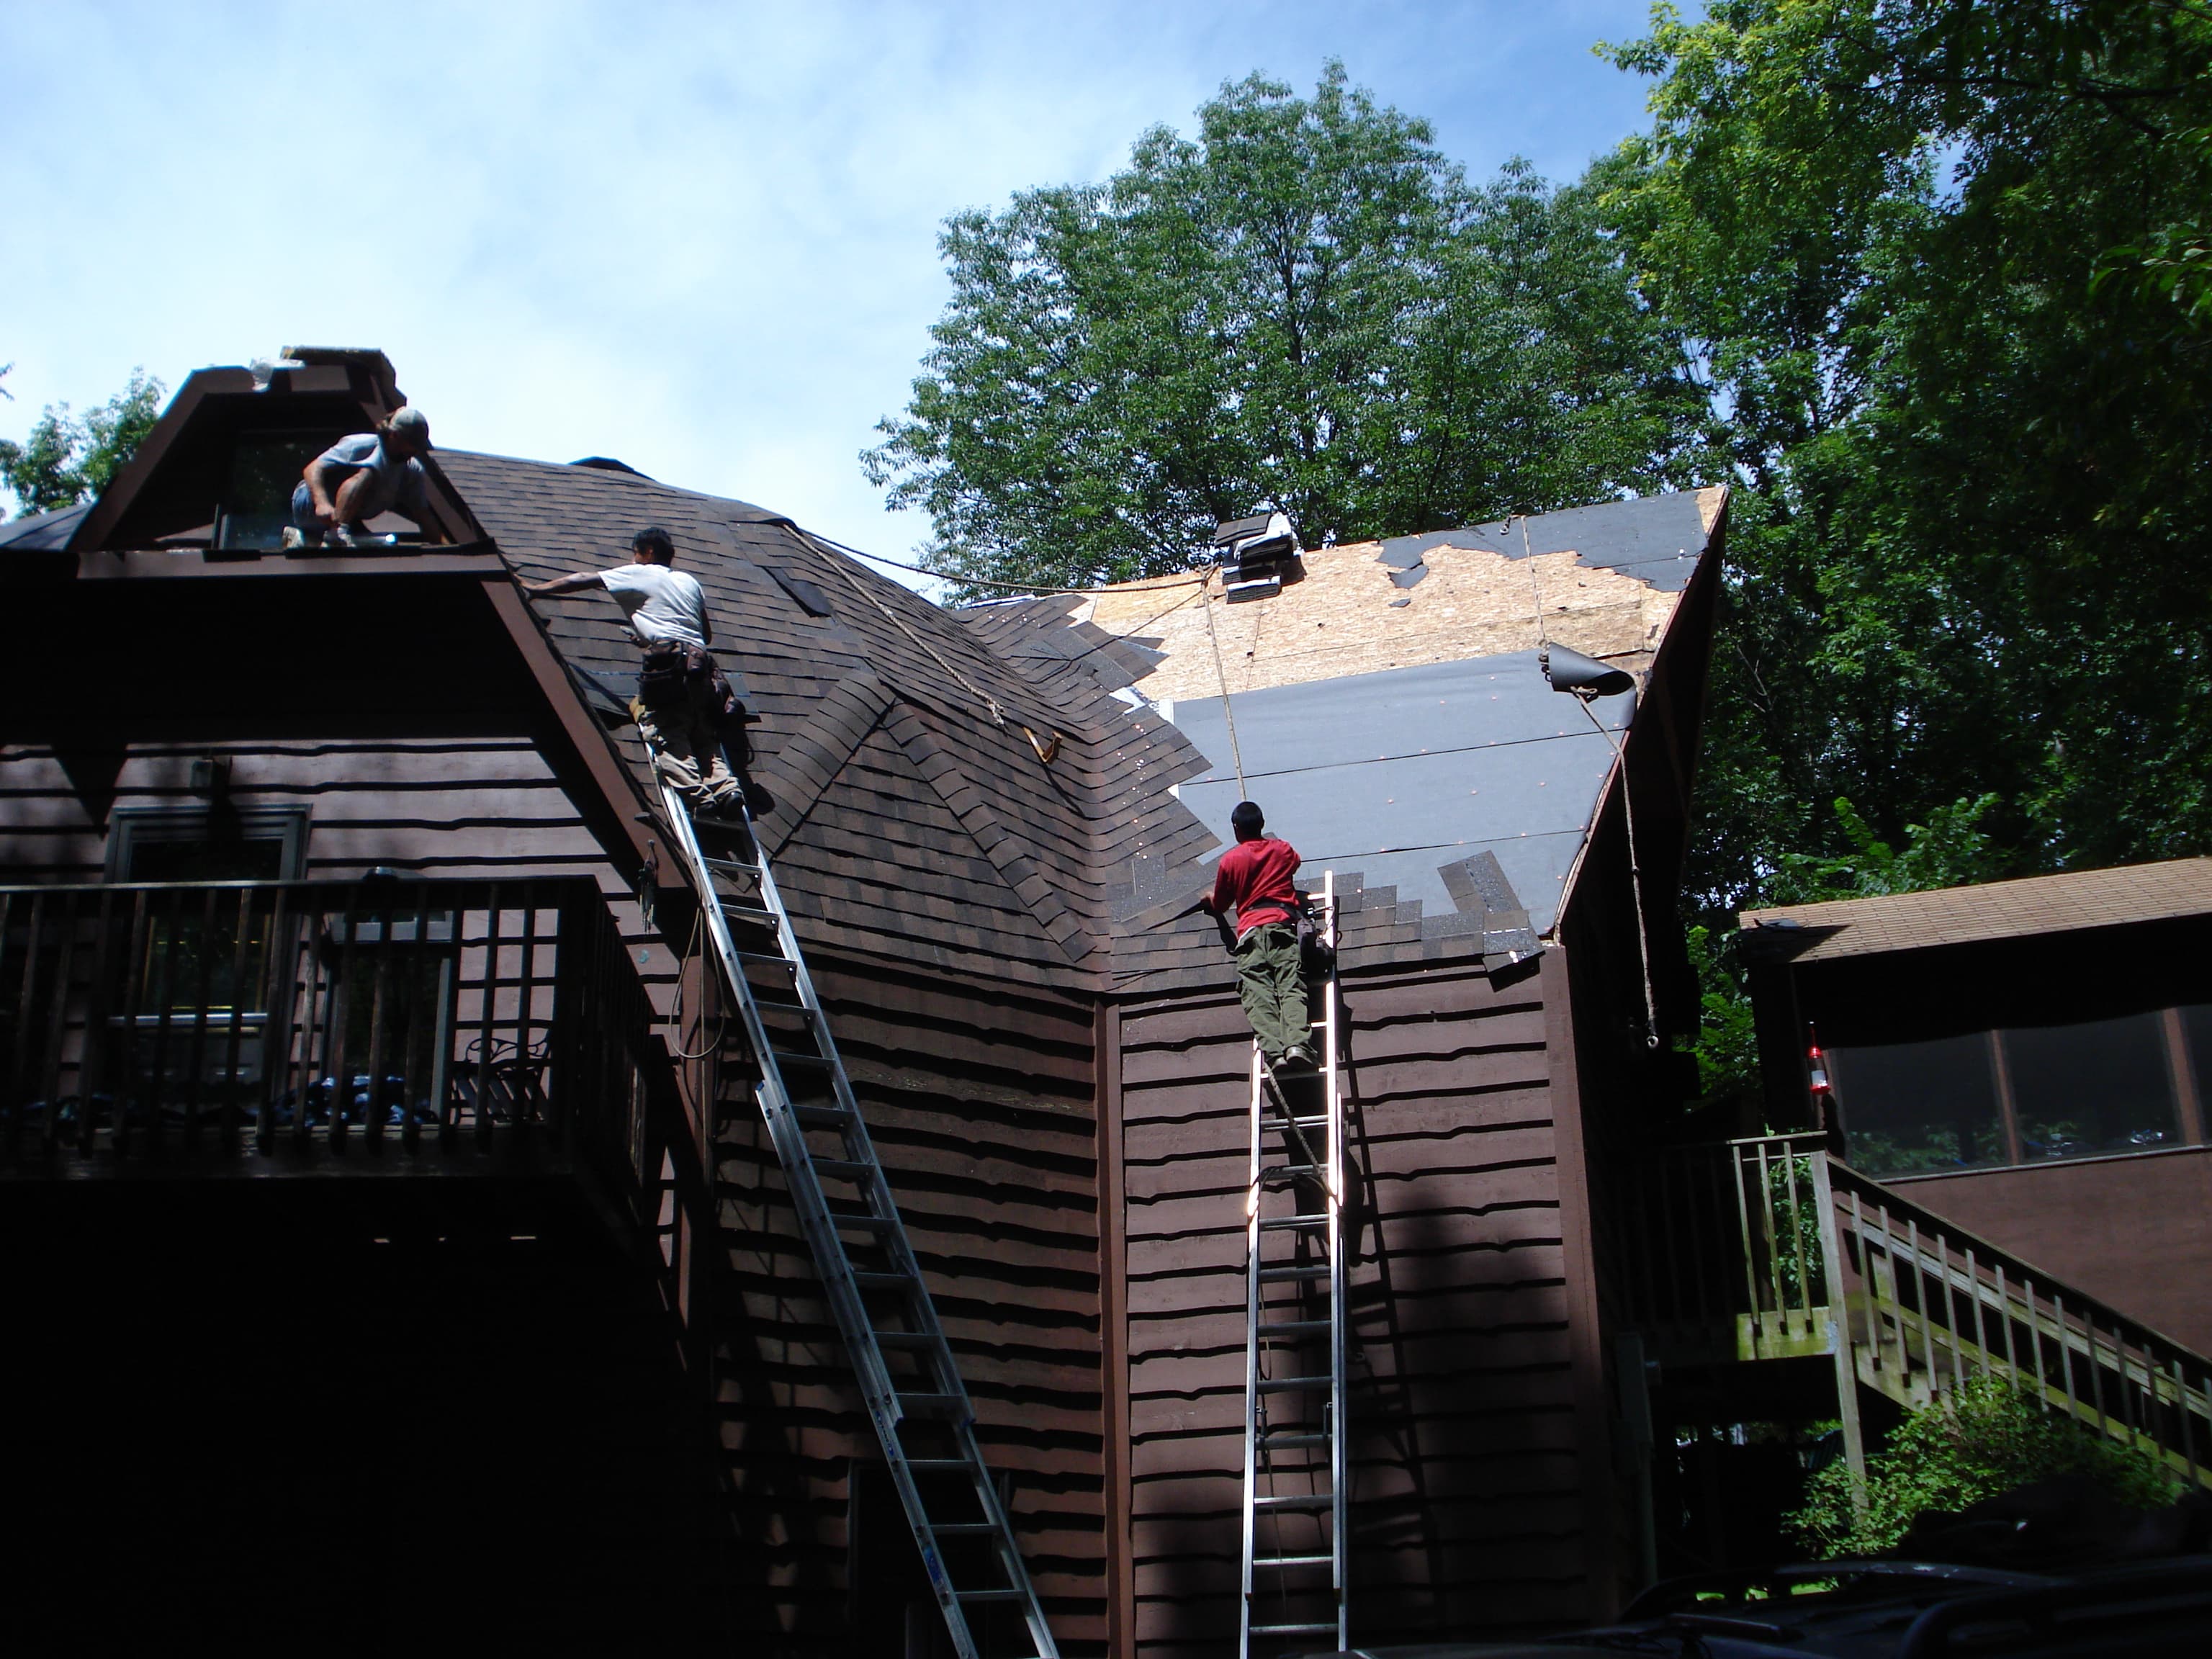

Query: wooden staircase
left=1625, top=1133, right=2212, bottom=1493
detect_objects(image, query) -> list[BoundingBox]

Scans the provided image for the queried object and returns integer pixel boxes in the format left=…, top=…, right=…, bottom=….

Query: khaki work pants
left=633, top=696, right=739, bottom=810
left=1234, top=922, right=1309, bottom=1063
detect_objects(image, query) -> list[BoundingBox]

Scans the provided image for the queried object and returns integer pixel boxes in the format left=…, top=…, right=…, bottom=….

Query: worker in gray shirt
left=287, top=406, right=436, bottom=547
left=525, top=526, right=744, bottom=815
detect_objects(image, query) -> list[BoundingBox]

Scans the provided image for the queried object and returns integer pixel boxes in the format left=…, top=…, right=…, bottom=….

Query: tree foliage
left=868, top=65, right=1713, bottom=593
left=0, top=368, right=166, bottom=518
left=1599, top=1, right=2212, bottom=924
left=1789, top=1377, right=2179, bottom=1557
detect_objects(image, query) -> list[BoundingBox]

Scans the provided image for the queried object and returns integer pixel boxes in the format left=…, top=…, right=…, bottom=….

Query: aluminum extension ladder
left=1241, top=871, right=1347, bottom=1655
left=657, top=778, right=1058, bottom=1659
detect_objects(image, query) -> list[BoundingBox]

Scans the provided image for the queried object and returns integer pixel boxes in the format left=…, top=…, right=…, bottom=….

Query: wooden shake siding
left=709, top=954, right=1110, bottom=1654
left=1118, top=956, right=1594, bottom=1655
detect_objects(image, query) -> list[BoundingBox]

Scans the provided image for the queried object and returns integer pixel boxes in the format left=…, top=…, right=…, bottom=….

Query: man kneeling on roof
left=523, top=526, right=744, bottom=815
left=1202, top=801, right=1315, bottom=1071
left=285, top=406, right=439, bottom=548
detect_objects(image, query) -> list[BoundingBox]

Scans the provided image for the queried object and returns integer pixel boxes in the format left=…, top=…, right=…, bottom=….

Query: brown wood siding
left=708, top=955, right=1110, bottom=1655
left=1116, top=956, right=1599, bottom=1655
left=0, top=736, right=685, bottom=1025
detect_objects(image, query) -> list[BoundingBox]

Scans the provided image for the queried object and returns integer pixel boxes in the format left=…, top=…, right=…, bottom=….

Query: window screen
left=2005, top=1012, right=2179, bottom=1160
left=1829, top=1033, right=2005, bottom=1177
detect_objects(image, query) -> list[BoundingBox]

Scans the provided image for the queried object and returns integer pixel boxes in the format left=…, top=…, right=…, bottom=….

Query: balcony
left=0, top=876, right=655, bottom=1179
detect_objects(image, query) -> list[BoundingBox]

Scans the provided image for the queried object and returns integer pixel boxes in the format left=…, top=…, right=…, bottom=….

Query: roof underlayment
left=1061, top=488, right=1724, bottom=940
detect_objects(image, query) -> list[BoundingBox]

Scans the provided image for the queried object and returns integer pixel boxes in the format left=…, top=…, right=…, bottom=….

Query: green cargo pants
left=1234, top=922, right=1309, bottom=1063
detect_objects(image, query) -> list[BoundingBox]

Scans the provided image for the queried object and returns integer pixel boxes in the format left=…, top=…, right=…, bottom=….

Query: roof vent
left=1211, top=510, right=1298, bottom=603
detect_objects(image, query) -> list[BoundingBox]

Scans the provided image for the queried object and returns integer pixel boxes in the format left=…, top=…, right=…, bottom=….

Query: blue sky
left=0, top=1, right=1678, bottom=582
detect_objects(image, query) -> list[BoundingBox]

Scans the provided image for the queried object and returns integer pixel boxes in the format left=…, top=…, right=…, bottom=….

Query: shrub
left=1789, top=1377, right=2180, bottom=1557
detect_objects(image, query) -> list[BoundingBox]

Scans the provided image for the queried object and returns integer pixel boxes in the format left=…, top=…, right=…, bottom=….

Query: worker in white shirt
left=524, top=526, right=742, bottom=813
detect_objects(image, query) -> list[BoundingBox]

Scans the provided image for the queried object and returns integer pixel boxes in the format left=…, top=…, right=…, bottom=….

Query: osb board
left=1077, top=485, right=1722, bottom=705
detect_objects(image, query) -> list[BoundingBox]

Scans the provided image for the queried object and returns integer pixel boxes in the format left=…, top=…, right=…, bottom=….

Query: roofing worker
left=286, top=406, right=439, bottom=547
left=523, top=526, right=743, bottom=816
left=1202, top=801, right=1315, bottom=1071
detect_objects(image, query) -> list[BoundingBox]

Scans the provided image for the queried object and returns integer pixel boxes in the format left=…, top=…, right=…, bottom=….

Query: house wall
left=1884, top=1147, right=2212, bottom=1357
left=1111, top=953, right=1603, bottom=1655
left=708, top=953, right=1111, bottom=1656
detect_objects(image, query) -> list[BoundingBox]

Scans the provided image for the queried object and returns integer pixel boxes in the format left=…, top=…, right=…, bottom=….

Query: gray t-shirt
left=601, top=562, right=709, bottom=649
left=305, top=433, right=428, bottom=521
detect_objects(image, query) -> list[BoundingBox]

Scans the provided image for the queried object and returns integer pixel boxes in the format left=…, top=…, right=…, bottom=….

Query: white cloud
left=0, top=0, right=1672, bottom=590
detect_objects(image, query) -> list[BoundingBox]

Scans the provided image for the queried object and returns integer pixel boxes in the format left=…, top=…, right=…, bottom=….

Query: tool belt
left=636, top=641, right=752, bottom=767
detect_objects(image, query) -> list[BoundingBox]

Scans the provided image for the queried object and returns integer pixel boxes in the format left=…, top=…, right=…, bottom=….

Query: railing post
left=1810, top=1152, right=1867, bottom=1503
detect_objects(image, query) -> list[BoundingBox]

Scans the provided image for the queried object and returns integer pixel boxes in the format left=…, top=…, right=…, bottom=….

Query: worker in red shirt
left=1202, top=801, right=1315, bottom=1070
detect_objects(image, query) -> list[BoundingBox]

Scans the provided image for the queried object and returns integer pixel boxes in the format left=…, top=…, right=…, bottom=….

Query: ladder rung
left=1257, top=1376, right=1333, bottom=1393
left=814, top=1158, right=878, bottom=1184
left=930, top=1521, right=1001, bottom=1536
left=1254, top=1494, right=1334, bottom=1511
left=828, top=1210, right=896, bottom=1233
left=1257, top=1319, right=1333, bottom=1336
left=1259, top=1264, right=1329, bottom=1282
left=905, top=1459, right=978, bottom=1473
left=1259, top=1215, right=1328, bottom=1231
left=1253, top=1554, right=1333, bottom=1569
left=770, top=1048, right=832, bottom=1069
left=720, top=904, right=778, bottom=928
left=790, top=1104, right=851, bottom=1129
left=1259, top=1164, right=1321, bottom=1179
left=703, top=856, right=760, bottom=876
left=850, top=1270, right=917, bottom=1292
left=1258, top=1431, right=1330, bottom=1448
left=899, top=1393, right=970, bottom=1419
left=1285, top=1116, right=1328, bottom=1130
left=956, top=1589, right=1027, bottom=1604
left=873, top=1330, right=934, bottom=1349
left=1251, top=1622, right=1338, bottom=1635
left=734, top=950, right=796, bottom=971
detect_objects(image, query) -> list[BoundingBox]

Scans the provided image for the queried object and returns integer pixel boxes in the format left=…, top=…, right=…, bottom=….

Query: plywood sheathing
left=1074, top=512, right=1701, bottom=706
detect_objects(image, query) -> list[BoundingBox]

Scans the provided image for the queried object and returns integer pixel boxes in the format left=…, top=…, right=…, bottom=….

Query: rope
left=1200, top=574, right=1249, bottom=796
left=801, top=528, right=1213, bottom=599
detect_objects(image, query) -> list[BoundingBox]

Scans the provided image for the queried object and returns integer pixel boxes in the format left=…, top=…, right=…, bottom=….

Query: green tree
left=0, top=368, right=166, bottom=517
left=1789, top=1376, right=2179, bottom=1557
left=1599, top=2, right=2212, bottom=925
left=868, top=65, right=1714, bottom=593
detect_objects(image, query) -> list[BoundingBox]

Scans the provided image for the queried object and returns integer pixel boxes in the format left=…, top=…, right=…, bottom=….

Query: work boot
left=1277, top=1044, right=1318, bottom=1071
left=324, top=522, right=358, bottom=549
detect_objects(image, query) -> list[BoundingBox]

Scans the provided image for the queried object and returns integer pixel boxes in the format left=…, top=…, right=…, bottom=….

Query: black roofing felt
left=1162, top=651, right=1631, bottom=933
left=1377, top=490, right=1710, bottom=593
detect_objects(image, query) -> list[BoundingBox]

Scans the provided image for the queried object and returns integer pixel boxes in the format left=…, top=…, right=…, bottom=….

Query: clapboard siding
left=1117, top=956, right=1598, bottom=1654
left=706, top=954, right=1110, bottom=1655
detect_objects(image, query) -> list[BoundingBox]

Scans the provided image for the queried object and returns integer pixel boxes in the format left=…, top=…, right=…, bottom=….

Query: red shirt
left=1210, top=835, right=1301, bottom=939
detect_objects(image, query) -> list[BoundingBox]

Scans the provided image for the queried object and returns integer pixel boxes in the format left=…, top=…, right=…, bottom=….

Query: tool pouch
left=636, top=642, right=692, bottom=713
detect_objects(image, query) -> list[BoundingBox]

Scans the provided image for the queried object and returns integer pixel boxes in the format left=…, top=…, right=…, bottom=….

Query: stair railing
left=1825, top=1159, right=2212, bottom=1491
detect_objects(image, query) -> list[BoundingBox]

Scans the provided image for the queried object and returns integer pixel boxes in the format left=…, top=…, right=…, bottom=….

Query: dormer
left=68, top=347, right=484, bottom=554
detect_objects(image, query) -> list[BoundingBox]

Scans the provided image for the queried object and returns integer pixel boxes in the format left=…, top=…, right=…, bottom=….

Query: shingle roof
left=440, top=449, right=1216, bottom=992
left=0, top=504, right=91, bottom=551
left=1738, top=858, right=2212, bottom=962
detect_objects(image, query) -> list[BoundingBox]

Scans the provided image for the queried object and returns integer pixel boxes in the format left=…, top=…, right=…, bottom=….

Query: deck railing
left=0, top=876, right=654, bottom=1170
left=1622, top=1133, right=2212, bottom=1493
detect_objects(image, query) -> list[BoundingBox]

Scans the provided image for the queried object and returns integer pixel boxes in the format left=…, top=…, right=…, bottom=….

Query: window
left=214, top=430, right=340, bottom=551
left=107, top=804, right=307, bottom=883
left=2005, top=1012, right=2180, bottom=1160
left=1828, top=1033, right=2008, bottom=1177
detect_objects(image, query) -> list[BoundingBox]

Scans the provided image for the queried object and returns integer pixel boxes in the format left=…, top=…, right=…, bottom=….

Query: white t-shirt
left=601, top=562, right=709, bottom=648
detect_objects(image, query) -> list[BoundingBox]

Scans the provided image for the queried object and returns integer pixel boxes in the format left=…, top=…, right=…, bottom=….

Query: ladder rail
left=1241, top=872, right=1348, bottom=1658
left=657, top=781, right=1058, bottom=1659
